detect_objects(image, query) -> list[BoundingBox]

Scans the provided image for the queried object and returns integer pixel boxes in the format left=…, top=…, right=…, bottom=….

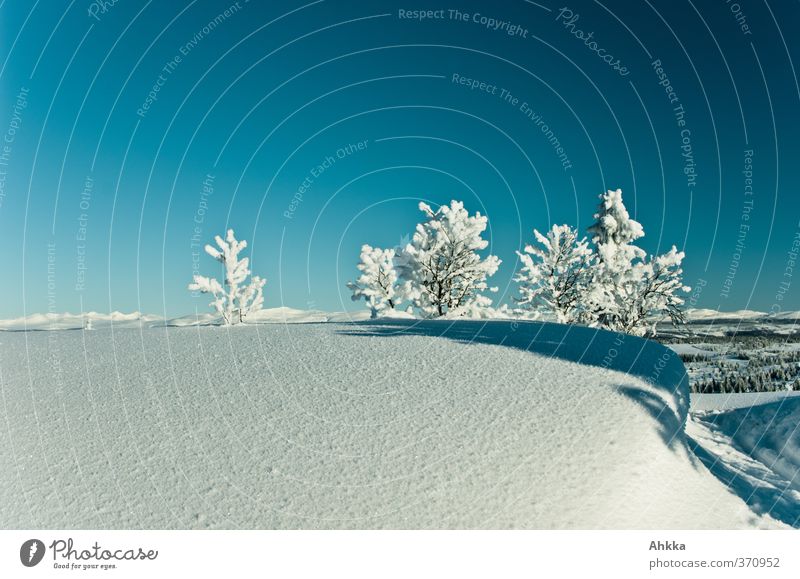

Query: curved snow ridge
left=348, top=318, right=691, bottom=427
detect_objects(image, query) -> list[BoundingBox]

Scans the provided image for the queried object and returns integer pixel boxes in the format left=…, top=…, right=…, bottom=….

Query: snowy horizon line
left=2, top=305, right=799, bottom=324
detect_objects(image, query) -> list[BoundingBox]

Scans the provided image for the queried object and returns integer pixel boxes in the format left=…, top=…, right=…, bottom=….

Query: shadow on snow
left=337, top=318, right=689, bottom=450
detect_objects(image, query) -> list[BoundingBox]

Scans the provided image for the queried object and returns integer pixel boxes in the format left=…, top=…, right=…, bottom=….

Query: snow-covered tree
left=585, top=189, right=688, bottom=335
left=585, top=188, right=647, bottom=330
left=614, top=246, right=690, bottom=336
left=588, top=188, right=645, bottom=248
left=514, top=224, right=593, bottom=323
left=510, top=189, right=689, bottom=334
left=347, top=244, right=400, bottom=318
left=397, top=200, right=501, bottom=317
left=188, top=229, right=266, bottom=325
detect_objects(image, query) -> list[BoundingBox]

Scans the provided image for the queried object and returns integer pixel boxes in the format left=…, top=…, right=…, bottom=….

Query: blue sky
left=0, top=0, right=798, bottom=318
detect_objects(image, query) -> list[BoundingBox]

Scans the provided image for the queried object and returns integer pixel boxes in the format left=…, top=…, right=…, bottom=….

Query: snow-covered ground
left=1, top=317, right=786, bottom=529
left=691, top=392, right=800, bottom=413
left=688, top=394, right=800, bottom=527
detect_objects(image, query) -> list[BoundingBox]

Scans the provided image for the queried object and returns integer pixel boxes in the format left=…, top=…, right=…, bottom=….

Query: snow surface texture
left=0, top=319, right=781, bottom=529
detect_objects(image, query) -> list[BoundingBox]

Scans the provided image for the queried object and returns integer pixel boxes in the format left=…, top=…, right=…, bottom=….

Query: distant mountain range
left=662, top=309, right=800, bottom=338
left=0, top=307, right=372, bottom=331
left=1, top=307, right=798, bottom=336
left=683, top=309, right=800, bottom=322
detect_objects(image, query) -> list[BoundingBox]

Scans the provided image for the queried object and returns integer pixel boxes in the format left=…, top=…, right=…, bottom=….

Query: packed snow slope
left=0, top=319, right=780, bottom=528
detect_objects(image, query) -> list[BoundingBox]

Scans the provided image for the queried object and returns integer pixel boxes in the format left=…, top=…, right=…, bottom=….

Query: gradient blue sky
left=1, top=0, right=798, bottom=318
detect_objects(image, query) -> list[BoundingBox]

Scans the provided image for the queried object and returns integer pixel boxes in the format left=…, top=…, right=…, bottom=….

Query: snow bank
left=697, top=398, right=800, bottom=491
left=688, top=397, right=800, bottom=527
left=0, top=319, right=779, bottom=528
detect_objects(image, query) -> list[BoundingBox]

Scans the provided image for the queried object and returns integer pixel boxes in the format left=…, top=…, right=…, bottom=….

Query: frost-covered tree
left=188, top=229, right=266, bottom=325
left=513, top=189, right=689, bottom=334
left=347, top=244, right=400, bottom=318
left=514, top=224, right=593, bottom=323
left=585, top=189, right=688, bottom=336
left=614, top=247, right=690, bottom=336
left=585, top=188, right=647, bottom=330
left=397, top=200, right=501, bottom=317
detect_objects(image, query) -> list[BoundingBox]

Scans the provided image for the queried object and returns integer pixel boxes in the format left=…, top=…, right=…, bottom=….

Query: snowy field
left=0, top=318, right=792, bottom=528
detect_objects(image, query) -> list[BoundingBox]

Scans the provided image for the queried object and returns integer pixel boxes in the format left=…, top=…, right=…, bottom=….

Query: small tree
left=614, top=247, right=690, bottom=336
left=514, top=224, right=593, bottom=323
left=585, top=189, right=689, bottom=336
left=585, top=188, right=647, bottom=330
left=347, top=244, right=400, bottom=318
left=188, top=229, right=266, bottom=325
left=397, top=200, right=501, bottom=317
